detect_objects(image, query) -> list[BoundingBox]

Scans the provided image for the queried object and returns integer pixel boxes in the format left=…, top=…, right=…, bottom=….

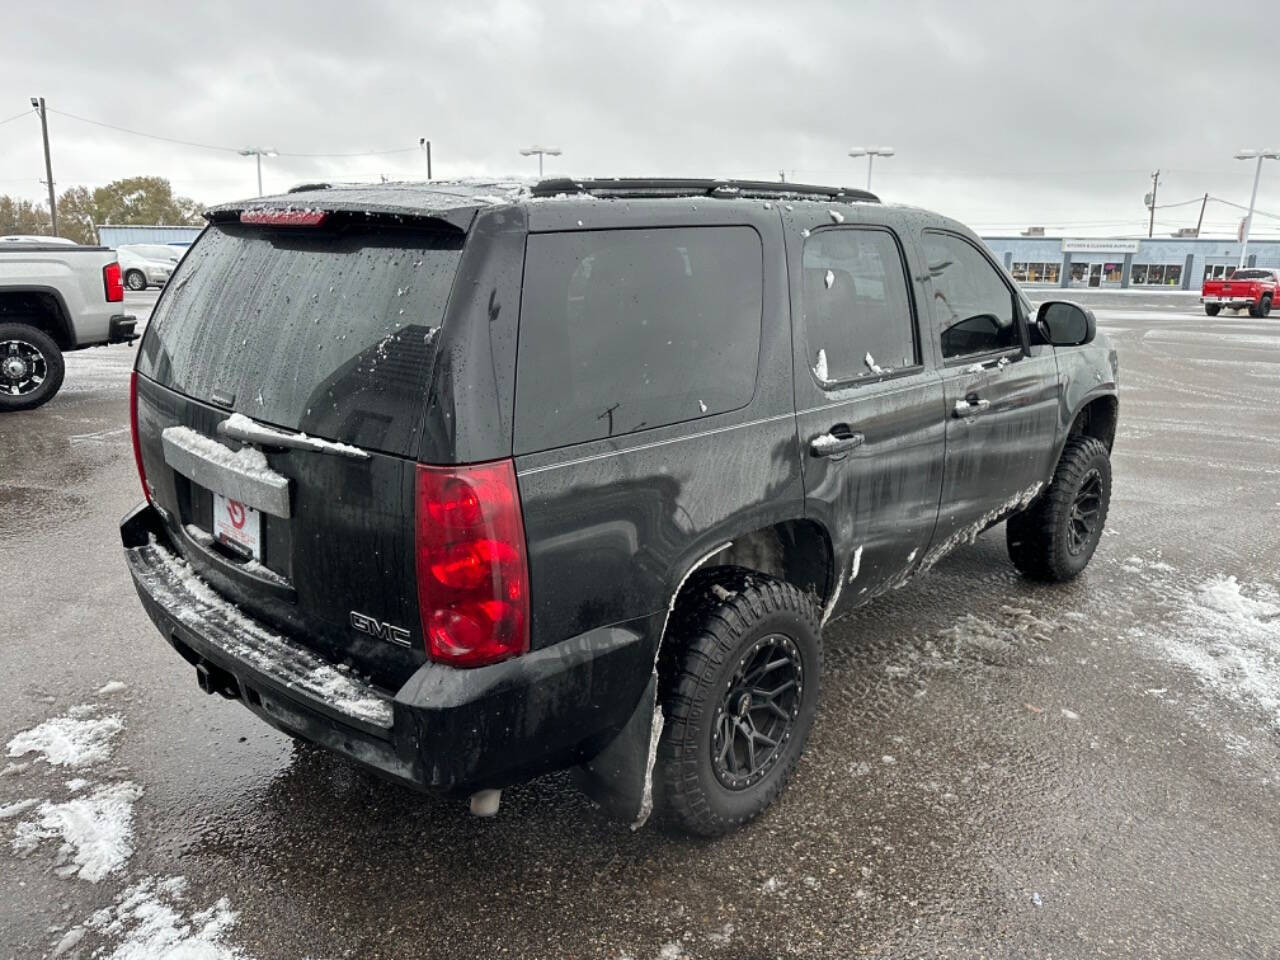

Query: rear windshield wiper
left=217, top=414, right=370, bottom=461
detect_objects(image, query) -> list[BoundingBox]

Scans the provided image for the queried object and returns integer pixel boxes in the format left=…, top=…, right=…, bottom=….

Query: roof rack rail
left=531, top=177, right=879, bottom=203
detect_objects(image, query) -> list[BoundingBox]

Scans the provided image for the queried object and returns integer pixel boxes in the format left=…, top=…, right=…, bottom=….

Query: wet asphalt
left=1, top=289, right=1278, bottom=959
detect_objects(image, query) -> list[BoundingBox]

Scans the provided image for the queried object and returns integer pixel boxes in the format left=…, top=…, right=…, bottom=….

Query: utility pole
left=1147, top=169, right=1160, bottom=238
left=779, top=169, right=786, bottom=183
left=30, top=97, right=57, bottom=236
left=1194, top=192, right=1209, bottom=237
left=419, top=138, right=432, bottom=180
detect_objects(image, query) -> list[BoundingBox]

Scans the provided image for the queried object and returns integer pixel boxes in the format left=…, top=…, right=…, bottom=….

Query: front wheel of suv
left=655, top=570, right=822, bottom=836
left=125, top=269, right=148, bottom=291
left=0, top=323, right=65, bottom=412
left=1006, top=435, right=1112, bottom=582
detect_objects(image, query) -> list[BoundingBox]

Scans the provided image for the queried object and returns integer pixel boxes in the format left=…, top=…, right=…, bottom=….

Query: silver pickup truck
left=0, top=242, right=138, bottom=410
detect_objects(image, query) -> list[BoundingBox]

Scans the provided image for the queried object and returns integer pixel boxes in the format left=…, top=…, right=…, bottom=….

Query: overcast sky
left=5, top=0, right=1278, bottom=237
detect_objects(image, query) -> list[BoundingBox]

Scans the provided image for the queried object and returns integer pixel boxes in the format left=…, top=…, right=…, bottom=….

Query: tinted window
left=137, top=222, right=463, bottom=457
left=801, top=228, right=916, bottom=384
left=922, top=231, right=1019, bottom=359
left=515, top=227, right=762, bottom=453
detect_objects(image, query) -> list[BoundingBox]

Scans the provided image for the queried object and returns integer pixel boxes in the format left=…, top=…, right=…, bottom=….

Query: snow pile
left=1157, top=575, right=1280, bottom=727
left=85, top=876, right=248, bottom=960
left=7, top=711, right=124, bottom=768
left=97, top=680, right=128, bottom=697
left=12, top=781, right=143, bottom=882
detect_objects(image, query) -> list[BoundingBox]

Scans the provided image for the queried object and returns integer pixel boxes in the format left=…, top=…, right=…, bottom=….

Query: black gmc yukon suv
left=121, top=178, right=1118, bottom=835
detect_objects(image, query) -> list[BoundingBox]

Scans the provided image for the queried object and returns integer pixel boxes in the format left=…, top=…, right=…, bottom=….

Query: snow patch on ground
left=85, top=876, right=248, bottom=959
left=0, top=798, right=39, bottom=819
left=7, top=710, right=124, bottom=768
left=12, top=781, right=143, bottom=882
left=96, top=681, right=128, bottom=697
left=1155, top=575, right=1280, bottom=728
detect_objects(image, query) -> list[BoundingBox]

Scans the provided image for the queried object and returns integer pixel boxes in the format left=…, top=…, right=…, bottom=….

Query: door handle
left=810, top=427, right=865, bottom=457
left=952, top=396, right=991, bottom=418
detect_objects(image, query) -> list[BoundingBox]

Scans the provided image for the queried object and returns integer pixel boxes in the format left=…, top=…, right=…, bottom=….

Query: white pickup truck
left=0, top=242, right=138, bottom=410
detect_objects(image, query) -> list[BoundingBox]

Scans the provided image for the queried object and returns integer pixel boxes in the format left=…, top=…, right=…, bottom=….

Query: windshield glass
left=137, top=221, right=464, bottom=457
left=1230, top=269, right=1274, bottom=280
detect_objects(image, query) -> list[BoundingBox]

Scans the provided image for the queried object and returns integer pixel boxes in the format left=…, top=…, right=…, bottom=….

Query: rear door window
left=515, top=226, right=763, bottom=454
left=137, top=221, right=463, bottom=457
left=801, top=227, right=917, bottom=384
left=922, top=231, right=1020, bottom=360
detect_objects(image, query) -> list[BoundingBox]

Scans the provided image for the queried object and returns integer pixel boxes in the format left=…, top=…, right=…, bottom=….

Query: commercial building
left=980, top=235, right=1280, bottom=290
left=97, top=224, right=202, bottom=248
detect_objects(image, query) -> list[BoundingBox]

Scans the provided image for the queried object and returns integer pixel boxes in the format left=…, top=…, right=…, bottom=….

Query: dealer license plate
left=212, top=493, right=261, bottom=561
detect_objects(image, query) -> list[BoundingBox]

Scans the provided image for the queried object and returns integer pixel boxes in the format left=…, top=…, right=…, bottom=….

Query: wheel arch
left=0, top=286, right=74, bottom=349
left=1067, top=392, right=1118, bottom=452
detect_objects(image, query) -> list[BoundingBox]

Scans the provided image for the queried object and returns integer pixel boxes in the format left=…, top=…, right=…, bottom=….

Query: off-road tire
left=1204, top=303, right=1221, bottom=317
left=1007, top=436, right=1111, bottom=582
left=0, top=322, right=65, bottom=412
left=125, top=269, right=147, bottom=291
left=655, top=569, right=822, bottom=836
left=1252, top=295, right=1272, bottom=318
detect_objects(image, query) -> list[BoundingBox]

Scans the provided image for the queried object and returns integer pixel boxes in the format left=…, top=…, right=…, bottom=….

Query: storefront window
left=1132, top=264, right=1148, bottom=284
left=1010, top=262, right=1061, bottom=283
left=1145, top=265, right=1165, bottom=285
left=1070, top=262, right=1088, bottom=284
left=1164, top=264, right=1182, bottom=286
left=1104, top=262, right=1123, bottom=283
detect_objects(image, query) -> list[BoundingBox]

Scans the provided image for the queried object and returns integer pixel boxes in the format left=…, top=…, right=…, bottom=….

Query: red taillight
left=239, top=209, right=328, bottom=227
left=415, top=460, right=529, bottom=667
left=103, top=262, right=124, bottom=302
left=129, top=371, right=151, bottom=504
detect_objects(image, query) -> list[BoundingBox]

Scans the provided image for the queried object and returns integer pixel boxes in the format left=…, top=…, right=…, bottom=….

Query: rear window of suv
left=514, top=226, right=763, bottom=454
left=137, top=221, right=463, bottom=458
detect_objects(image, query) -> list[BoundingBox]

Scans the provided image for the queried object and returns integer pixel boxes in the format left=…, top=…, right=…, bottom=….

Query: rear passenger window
left=801, top=227, right=917, bottom=384
left=922, top=231, right=1020, bottom=359
left=515, top=227, right=763, bottom=453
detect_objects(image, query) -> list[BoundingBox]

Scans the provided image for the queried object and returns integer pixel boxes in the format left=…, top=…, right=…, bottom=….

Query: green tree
left=0, top=176, right=203, bottom=244
left=0, top=195, right=53, bottom=236
left=86, top=176, right=203, bottom=227
left=56, top=186, right=98, bottom=245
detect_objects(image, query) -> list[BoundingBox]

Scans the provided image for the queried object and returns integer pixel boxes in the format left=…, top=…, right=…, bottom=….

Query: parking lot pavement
left=1, top=290, right=1277, bottom=959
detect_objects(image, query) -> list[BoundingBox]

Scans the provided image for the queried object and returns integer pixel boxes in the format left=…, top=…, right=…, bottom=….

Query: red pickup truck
left=1201, top=268, right=1278, bottom=317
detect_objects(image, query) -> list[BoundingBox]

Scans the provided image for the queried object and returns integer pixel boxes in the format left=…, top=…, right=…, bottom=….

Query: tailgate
left=132, top=217, right=465, bottom=687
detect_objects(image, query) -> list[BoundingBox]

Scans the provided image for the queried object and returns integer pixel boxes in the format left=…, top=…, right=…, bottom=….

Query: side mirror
left=1036, top=300, right=1096, bottom=346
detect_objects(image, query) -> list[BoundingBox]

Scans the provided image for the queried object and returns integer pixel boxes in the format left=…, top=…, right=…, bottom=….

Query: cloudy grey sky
left=5, top=0, right=1278, bottom=237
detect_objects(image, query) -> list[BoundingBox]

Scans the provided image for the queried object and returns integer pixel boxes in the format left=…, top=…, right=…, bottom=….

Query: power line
left=43, top=107, right=416, bottom=159
left=0, top=109, right=33, bottom=127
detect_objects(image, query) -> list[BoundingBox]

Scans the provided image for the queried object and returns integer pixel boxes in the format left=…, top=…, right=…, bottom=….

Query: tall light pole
left=419, top=137, right=432, bottom=180
left=1234, top=148, right=1279, bottom=268
left=848, top=146, right=894, bottom=191
left=30, top=97, right=57, bottom=236
left=238, top=147, right=278, bottom=197
left=519, top=145, right=562, bottom=178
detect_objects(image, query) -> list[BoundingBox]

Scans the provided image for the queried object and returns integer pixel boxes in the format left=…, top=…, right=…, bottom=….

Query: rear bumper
left=108, top=314, right=138, bottom=344
left=1201, top=296, right=1257, bottom=308
left=120, top=502, right=657, bottom=793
